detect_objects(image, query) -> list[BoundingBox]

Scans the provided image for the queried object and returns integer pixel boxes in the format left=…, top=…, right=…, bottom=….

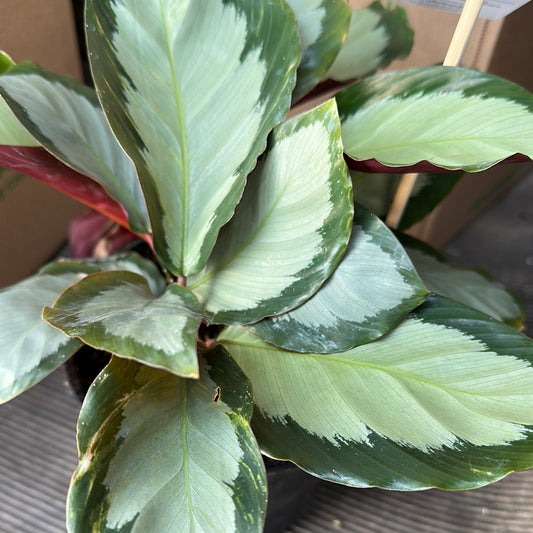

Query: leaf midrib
left=179, top=382, right=195, bottom=529
left=189, top=176, right=293, bottom=289
left=3, top=73, right=148, bottom=230
left=222, top=338, right=506, bottom=399
left=159, top=0, right=189, bottom=272
left=352, top=134, right=524, bottom=155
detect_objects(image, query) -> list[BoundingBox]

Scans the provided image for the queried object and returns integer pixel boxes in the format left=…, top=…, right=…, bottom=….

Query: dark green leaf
left=337, top=66, right=533, bottom=172
left=86, top=0, right=301, bottom=275
left=221, top=295, right=533, bottom=490
left=398, top=171, right=463, bottom=230
left=44, top=271, right=203, bottom=377
left=189, top=100, right=353, bottom=325
left=251, top=205, right=428, bottom=352
left=68, top=351, right=266, bottom=532
left=350, top=170, right=462, bottom=228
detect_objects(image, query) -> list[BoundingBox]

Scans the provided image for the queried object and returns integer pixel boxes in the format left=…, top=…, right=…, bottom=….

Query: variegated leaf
left=44, top=271, right=203, bottom=377
left=0, top=63, right=149, bottom=234
left=327, top=1, right=413, bottom=82
left=0, top=99, right=37, bottom=146
left=0, top=251, right=165, bottom=403
left=189, top=100, right=353, bottom=325
left=337, top=66, right=533, bottom=172
left=86, top=0, right=301, bottom=276
left=220, top=295, right=533, bottom=489
left=286, top=0, right=350, bottom=100
left=68, top=351, right=266, bottom=532
left=402, top=237, right=524, bottom=328
left=0, top=272, right=83, bottom=403
left=251, top=205, right=428, bottom=353
left=40, top=251, right=167, bottom=296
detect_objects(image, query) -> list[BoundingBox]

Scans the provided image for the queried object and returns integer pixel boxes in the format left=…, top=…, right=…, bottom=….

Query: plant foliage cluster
left=1, top=0, right=533, bottom=531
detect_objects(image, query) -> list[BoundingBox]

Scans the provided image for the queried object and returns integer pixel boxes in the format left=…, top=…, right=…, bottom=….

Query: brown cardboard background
left=347, top=0, right=506, bottom=74
left=0, top=0, right=87, bottom=287
left=382, top=0, right=533, bottom=90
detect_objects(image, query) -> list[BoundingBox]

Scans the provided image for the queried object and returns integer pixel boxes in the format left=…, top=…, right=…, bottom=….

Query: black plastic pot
left=263, top=457, right=319, bottom=532
left=66, top=347, right=318, bottom=532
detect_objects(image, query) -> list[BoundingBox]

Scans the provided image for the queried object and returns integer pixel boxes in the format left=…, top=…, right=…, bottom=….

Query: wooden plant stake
left=385, top=0, right=485, bottom=229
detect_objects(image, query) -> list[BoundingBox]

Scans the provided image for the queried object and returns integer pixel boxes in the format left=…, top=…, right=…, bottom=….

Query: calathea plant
left=1, top=0, right=533, bottom=531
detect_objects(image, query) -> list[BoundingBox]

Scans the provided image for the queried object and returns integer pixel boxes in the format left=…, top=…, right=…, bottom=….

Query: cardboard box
left=350, top=0, right=533, bottom=88
left=0, top=0, right=87, bottom=287
left=348, top=0, right=533, bottom=248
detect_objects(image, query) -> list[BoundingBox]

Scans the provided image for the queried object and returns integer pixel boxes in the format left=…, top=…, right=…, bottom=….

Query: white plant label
left=401, top=0, right=530, bottom=19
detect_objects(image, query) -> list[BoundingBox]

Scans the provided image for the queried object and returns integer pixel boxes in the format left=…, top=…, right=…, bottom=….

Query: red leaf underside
left=345, top=153, right=531, bottom=174
left=0, top=145, right=140, bottom=234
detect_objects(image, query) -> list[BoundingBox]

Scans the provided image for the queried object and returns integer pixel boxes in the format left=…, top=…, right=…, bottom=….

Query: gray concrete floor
left=0, top=173, right=532, bottom=532
left=0, top=368, right=78, bottom=533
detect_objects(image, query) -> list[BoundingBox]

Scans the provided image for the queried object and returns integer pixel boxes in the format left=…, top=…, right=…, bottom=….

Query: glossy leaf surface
left=0, top=251, right=166, bottom=403
left=44, top=271, right=203, bottom=377
left=40, top=251, right=167, bottom=296
left=327, top=1, right=413, bottom=82
left=189, top=100, right=353, bottom=325
left=286, top=0, right=350, bottom=100
left=86, top=0, right=300, bottom=276
left=252, top=205, right=428, bottom=352
left=0, top=272, right=83, bottom=403
left=403, top=238, right=524, bottom=328
left=337, top=66, right=533, bottom=172
left=68, top=351, right=266, bottom=532
left=0, top=63, right=149, bottom=234
left=221, top=295, right=533, bottom=489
